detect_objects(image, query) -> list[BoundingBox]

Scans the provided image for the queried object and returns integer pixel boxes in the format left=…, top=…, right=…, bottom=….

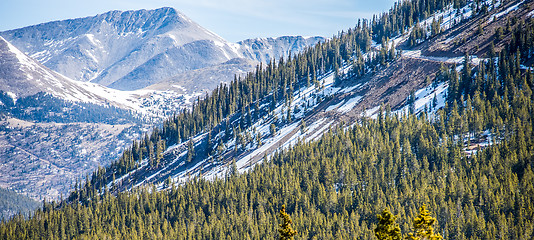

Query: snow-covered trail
left=402, top=50, right=485, bottom=65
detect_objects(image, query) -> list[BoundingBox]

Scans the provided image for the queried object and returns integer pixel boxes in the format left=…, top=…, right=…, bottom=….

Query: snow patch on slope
left=491, top=0, right=524, bottom=20
left=337, top=96, right=362, bottom=113
left=394, top=82, right=448, bottom=117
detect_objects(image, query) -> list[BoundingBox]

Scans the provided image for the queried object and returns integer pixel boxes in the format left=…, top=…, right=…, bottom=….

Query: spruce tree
left=186, top=138, right=195, bottom=163
left=406, top=205, right=443, bottom=240
left=375, top=208, right=403, bottom=240
left=270, top=123, right=277, bottom=136
left=278, top=205, right=297, bottom=240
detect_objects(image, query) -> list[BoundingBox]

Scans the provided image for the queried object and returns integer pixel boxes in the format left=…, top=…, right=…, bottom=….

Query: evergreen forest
left=1, top=0, right=534, bottom=239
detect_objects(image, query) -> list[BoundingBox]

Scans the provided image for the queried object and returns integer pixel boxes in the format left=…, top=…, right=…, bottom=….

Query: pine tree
left=278, top=205, right=297, bottom=240
left=156, top=138, right=164, bottom=168
left=186, top=138, right=195, bottom=163
left=406, top=205, right=443, bottom=240
left=300, top=120, right=307, bottom=133
left=270, top=123, right=277, bottom=136
left=148, top=141, right=155, bottom=169
left=375, top=208, right=403, bottom=240
left=409, top=90, right=416, bottom=114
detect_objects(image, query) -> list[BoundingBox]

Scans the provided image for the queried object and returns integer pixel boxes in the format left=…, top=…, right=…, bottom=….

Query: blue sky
left=0, top=0, right=396, bottom=42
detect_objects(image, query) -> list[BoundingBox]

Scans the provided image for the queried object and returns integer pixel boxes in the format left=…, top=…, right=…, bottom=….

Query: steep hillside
left=0, top=187, right=38, bottom=220
left=0, top=115, right=143, bottom=201
left=1, top=8, right=241, bottom=90
left=80, top=0, right=534, bottom=198
left=0, top=37, right=176, bottom=203
left=0, top=35, right=189, bottom=117
left=145, top=58, right=257, bottom=93
left=0, top=8, right=321, bottom=206
left=0, top=36, right=122, bottom=105
left=2, top=0, right=534, bottom=238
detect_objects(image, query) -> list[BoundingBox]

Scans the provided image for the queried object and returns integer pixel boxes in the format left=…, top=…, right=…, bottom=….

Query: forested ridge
left=1, top=41, right=532, bottom=238
left=2, top=0, right=534, bottom=239
left=84, top=0, right=469, bottom=198
left=0, top=91, right=140, bottom=124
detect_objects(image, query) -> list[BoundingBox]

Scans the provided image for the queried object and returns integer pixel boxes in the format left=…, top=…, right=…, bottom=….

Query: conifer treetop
left=375, top=208, right=403, bottom=240
left=279, top=205, right=297, bottom=240
left=406, top=205, right=443, bottom=240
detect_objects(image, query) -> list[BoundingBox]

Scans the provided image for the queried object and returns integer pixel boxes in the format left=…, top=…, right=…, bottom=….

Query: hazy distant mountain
left=238, top=36, right=325, bottom=63
left=1, top=8, right=324, bottom=91
left=0, top=8, right=240, bottom=90
left=145, top=58, right=257, bottom=93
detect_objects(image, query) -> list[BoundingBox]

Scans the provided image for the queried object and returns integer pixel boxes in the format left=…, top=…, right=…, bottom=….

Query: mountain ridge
left=2, top=0, right=534, bottom=238
left=1, top=8, right=323, bottom=92
left=1, top=7, right=241, bottom=90
left=94, top=0, right=534, bottom=193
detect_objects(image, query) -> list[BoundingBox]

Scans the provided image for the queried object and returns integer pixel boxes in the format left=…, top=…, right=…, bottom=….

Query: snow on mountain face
left=1, top=8, right=323, bottom=92
left=0, top=35, right=112, bottom=103
left=0, top=36, right=192, bottom=118
left=0, top=7, right=241, bottom=90
left=109, top=39, right=242, bottom=90
left=146, top=58, right=257, bottom=93
left=0, top=36, right=195, bottom=202
left=238, top=36, right=325, bottom=63
left=107, top=0, right=531, bottom=191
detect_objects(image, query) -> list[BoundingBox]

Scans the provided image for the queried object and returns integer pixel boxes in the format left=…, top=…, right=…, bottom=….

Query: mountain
left=75, top=0, right=533, bottom=206
left=0, top=35, right=118, bottom=105
left=0, top=8, right=322, bottom=205
left=0, top=187, right=38, bottom=220
left=0, top=35, right=186, bottom=114
left=0, top=8, right=242, bottom=90
left=2, top=0, right=534, bottom=238
left=145, top=58, right=257, bottom=93
left=0, top=36, right=140, bottom=201
left=0, top=36, right=191, bottom=203
left=238, top=36, right=325, bottom=63
left=1, top=8, right=323, bottom=92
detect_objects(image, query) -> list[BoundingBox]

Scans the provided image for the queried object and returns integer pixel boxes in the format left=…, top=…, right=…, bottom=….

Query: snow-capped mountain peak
left=238, top=36, right=325, bottom=63
left=1, top=7, right=242, bottom=90
left=1, top=8, right=324, bottom=92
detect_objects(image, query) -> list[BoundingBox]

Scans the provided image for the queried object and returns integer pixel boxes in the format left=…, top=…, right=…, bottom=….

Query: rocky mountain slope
left=1, top=8, right=240, bottom=89
left=0, top=36, right=191, bottom=118
left=101, top=0, right=534, bottom=192
left=0, top=36, right=122, bottom=105
left=0, top=36, right=143, bottom=200
left=0, top=36, right=180, bottom=202
left=2, top=0, right=533, bottom=238
left=0, top=187, right=38, bottom=220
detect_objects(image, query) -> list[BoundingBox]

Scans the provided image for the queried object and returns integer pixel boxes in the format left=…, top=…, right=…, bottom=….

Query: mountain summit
left=0, top=8, right=322, bottom=203
left=1, top=8, right=323, bottom=91
left=0, top=7, right=241, bottom=90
